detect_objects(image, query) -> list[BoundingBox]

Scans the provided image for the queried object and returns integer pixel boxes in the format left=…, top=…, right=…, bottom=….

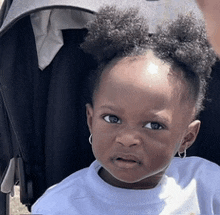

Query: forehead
left=94, top=51, right=195, bottom=120
left=107, top=52, right=171, bottom=88
left=98, top=51, right=182, bottom=103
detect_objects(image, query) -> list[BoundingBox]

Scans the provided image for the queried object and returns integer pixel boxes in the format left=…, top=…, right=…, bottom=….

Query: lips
left=116, top=155, right=140, bottom=163
left=116, top=158, right=136, bottom=162
left=112, top=154, right=141, bottom=168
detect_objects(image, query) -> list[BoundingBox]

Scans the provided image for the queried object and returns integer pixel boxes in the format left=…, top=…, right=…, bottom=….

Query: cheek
left=142, top=131, right=181, bottom=160
left=91, top=124, right=115, bottom=159
left=139, top=139, right=178, bottom=178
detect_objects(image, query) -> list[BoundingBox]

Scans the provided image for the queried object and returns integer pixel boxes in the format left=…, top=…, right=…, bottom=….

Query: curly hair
left=81, top=6, right=216, bottom=116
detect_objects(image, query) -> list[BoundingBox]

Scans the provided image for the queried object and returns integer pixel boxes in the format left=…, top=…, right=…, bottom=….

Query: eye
left=103, top=115, right=121, bottom=124
left=144, top=122, right=163, bottom=130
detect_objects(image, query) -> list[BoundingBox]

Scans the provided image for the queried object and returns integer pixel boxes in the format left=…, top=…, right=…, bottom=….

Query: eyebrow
left=100, top=105, right=121, bottom=112
left=151, top=114, right=171, bottom=125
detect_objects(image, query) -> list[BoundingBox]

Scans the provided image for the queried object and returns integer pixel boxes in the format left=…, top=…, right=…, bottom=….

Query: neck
left=98, top=167, right=164, bottom=190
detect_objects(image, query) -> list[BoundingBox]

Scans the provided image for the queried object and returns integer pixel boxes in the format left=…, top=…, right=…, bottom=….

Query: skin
left=196, top=0, right=220, bottom=55
left=86, top=50, right=201, bottom=190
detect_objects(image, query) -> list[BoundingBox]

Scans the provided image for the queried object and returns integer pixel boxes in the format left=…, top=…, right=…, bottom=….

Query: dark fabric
left=0, top=192, right=9, bottom=215
left=44, top=29, right=96, bottom=188
left=0, top=15, right=96, bottom=206
left=188, top=61, right=220, bottom=165
left=0, top=93, right=12, bottom=176
left=0, top=0, right=13, bottom=27
left=0, top=15, right=45, bottom=203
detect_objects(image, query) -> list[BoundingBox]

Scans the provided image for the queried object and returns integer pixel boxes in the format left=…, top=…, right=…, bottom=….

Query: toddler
left=32, top=6, right=220, bottom=214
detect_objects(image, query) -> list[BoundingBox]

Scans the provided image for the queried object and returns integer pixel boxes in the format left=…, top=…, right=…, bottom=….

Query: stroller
left=0, top=0, right=220, bottom=214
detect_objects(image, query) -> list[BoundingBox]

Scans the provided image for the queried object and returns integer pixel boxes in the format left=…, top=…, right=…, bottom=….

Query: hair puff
left=81, top=6, right=217, bottom=115
left=81, top=6, right=151, bottom=63
left=153, top=14, right=216, bottom=78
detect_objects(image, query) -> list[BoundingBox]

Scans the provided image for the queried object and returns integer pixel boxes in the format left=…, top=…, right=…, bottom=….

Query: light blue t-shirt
left=32, top=157, right=220, bottom=214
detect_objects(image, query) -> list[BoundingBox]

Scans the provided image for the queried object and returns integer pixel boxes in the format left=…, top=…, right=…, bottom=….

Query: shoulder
left=167, top=156, right=220, bottom=189
left=165, top=157, right=220, bottom=213
left=31, top=164, right=93, bottom=214
left=168, top=156, right=220, bottom=169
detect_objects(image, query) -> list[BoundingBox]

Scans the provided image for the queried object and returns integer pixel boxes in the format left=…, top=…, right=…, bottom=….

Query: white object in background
left=30, top=9, right=94, bottom=70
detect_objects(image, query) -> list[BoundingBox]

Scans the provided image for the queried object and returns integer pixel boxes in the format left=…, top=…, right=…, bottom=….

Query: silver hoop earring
left=89, top=134, right=92, bottom=145
left=178, top=149, right=186, bottom=159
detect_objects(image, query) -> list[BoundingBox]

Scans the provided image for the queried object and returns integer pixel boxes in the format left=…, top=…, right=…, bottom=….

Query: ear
left=179, top=120, right=201, bottom=153
left=86, top=103, right=94, bottom=134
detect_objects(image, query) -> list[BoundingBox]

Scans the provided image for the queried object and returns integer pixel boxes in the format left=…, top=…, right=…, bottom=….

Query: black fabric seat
left=0, top=15, right=96, bottom=211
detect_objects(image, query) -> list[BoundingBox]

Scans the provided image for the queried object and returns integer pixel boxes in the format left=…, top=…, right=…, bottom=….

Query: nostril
left=117, top=140, right=140, bottom=147
left=116, top=131, right=142, bottom=146
left=129, top=143, right=139, bottom=148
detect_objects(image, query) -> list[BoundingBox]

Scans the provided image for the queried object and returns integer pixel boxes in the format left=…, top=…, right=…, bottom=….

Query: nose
left=115, top=128, right=142, bottom=147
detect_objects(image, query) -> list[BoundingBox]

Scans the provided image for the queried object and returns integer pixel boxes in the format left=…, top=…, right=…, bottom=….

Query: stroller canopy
left=0, top=0, right=204, bottom=35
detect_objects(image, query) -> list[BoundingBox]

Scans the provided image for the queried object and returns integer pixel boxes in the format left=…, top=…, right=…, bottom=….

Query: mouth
left=113, top=154, right=141, bottom=168
left=116, top=158, right=138, bottom=163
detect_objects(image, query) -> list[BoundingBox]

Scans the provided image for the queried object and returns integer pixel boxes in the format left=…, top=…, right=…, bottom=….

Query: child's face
left=86, top=51, right=200, bottom=189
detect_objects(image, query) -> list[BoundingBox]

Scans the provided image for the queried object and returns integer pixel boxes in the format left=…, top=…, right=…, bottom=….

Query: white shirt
left=32, top=157, right=220, bottom=215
